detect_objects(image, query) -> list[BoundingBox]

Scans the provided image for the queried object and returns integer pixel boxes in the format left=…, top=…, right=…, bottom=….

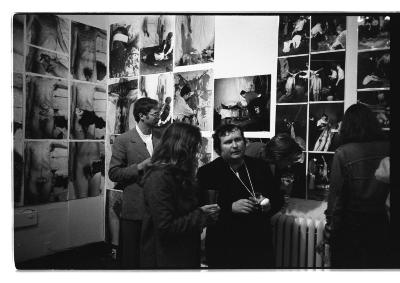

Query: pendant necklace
left=229, top=162, right=256, bottom=199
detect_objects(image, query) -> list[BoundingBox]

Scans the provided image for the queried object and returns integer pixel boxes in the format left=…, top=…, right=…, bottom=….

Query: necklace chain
left=229, top=162, right=256, bottom=198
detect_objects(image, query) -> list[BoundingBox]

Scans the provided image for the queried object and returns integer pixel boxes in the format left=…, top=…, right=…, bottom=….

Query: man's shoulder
left=115, top=128, right=137, bottom=142
left=198, top=157, right=223, bottom=172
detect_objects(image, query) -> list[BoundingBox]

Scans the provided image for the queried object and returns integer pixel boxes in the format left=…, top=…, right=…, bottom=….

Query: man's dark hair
left=133, top=97, right=158, bottom=122
left=213, top=124, right=246, bottom=155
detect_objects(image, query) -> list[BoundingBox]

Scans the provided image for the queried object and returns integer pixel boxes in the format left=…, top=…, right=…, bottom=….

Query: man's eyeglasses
left=148, top=112, right=160, bottom=118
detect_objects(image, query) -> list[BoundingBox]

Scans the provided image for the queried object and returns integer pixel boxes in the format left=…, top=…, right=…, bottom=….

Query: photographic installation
left=214, top=74, right=270, bottom=132
left=175, top=15, right=215, bottom=66
left=308, top=103, right=343, bottom=152
left=24, top=141, right=69, bottom=205
left=109, top=19, right=140, bottom=78
left=275, top=104, right=307, bottom=150
left=108, top=78, right=138, bottom=135
left=278, top=15, right=310, bottom=57
left=70, top=82, right=107, bottom=140
left=173, top=69, right=214, bottom=131
left=68, top=141, right=105, bottom=200
left=311, top=15, right=346, bottom=52
left=357, top=90, right=390, bottom=131
left=26, top=46, right=69, bottom=78
left=358, top=16, right=390, bottom=50
left=140, top=15, right=174, bottom=75
left=307, top=153, right=333, bottom=201
left=70, top=21, right=107, bottom=83
left=357, top=50, right=390, bottom=89
left=277, top=56, right=309, bottom=103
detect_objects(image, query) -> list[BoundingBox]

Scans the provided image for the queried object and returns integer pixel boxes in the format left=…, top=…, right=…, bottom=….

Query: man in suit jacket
left=108, top=97, right=161, bottom=269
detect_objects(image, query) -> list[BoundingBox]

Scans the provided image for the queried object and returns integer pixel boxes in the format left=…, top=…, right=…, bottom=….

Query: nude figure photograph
left=26, top=46, right=69, bottom=79
left=70, top=82, right=106, bottom=140
left=71, top=21, right=107, bottom=83
left=174, top=15, right=215, bottom=66
left=25, top=75, right=69, bottom=139
left=140, top=15, right=174, bottom=75
left=109, top=19, right=140, bottom=78
left=13, top=14, right=24, bottom=73
left=68, top=141, right=105, bottom=200
left=105, top=189, right=122, bottom=247
left=24, top=141, right=69, bottom=205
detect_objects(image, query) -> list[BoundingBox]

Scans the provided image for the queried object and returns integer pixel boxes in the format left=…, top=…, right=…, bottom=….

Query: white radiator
left=271, top=213, right=329, bottom=268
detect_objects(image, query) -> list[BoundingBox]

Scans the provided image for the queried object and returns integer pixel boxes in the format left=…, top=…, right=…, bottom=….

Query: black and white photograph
left=70, top=82, right=107, bottom=140
left=26, top=46, right=69, bottom=78
left=105, top=189, right=122, bottom=248
left=308, top=103, right=343, bottom=152
left=357, top=90, right=390, bottom=131
left=13, top=14, right=24, bottom=73
left=109, top=19, right=140, bottom=78
left=275, top=104, right=307, bottom=150
left=307, top=153, right=333, bottom=201
left=13, top=73, right=24, bottom=141
left=139, top=73, right=173, bottom=128
left=310, top=51, right=345, bottom=101
left=26, top=14, right=69, bottom=54
left=24, top=141, right=69, bottom=205
left=68, top=141, right=105, bottom=200
left=14, top=140, right=24, bottom=207
left=140, top=15, right=174, bottom=75
left=276, top=56, right=309, bottom=103
left=214, top=74, right=270, bottom=132
left=174, top=15, right=215, bottom=66
left=311, top=15, right=346, bottom=52
left=25, top=75, right=69, bottom=139
left=358, top=15, right=390, bottom=50
left=198, top=136, right=213, bottom=168
left=357, top=50, right=390, bottom=89
left=278, top=15, right=310, bottom=57
left=108, top=78, right=138, bottom=135
left=173, top=69, right=213, bottom=131
left=71, top=22, right=107, bottom=83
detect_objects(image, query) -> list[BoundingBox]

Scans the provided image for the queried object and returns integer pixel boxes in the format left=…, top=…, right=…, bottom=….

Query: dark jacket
left=140, top=166, right=208, bottom=269
left=197, top=156, right=284, bottom=268
left=108, top=128, right=161, bottom=220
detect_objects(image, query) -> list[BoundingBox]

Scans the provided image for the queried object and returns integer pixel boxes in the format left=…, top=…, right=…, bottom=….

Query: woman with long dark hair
left=324, top=103, right=389, bottom=268
left=139, top=122, right=220, bottom=269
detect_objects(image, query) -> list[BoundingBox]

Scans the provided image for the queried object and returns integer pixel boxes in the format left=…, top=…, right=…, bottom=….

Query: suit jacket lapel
left=130, top=128, right=151, bottom=159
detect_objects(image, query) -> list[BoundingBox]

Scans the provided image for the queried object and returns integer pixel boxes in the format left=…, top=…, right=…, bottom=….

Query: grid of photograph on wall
left=13, top=14, right=107, bottom=207
left=276, top=15, right=346, bottom=201
left=356, top=16, right=390, bottom=134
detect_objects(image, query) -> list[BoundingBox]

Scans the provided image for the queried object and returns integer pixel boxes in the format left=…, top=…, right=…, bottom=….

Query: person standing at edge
left=108, top=97, right=161, bottom=269
left=197, top=124, right=284, bottom=268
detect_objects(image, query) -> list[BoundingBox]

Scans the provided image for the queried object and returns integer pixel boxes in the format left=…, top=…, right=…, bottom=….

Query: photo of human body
left=278, top=15, right=310, bottom=57
left=25, top=76, right=69, bottom=139
left=173, top=69, right=213, bottom=131
left=357, top=90, right=390, bottom=131
left=13, top=14, right=24, bottom=72
left=307, top=153, right=333, bottom=201
left=358, top=50, right=390, bottom=89
left=26, top=46, right=69, bottom=78
left=140, top=15, right=174, bottom=75
left=310, top=51, right=345, bottom=101
left=175, top=15, right=215, bottom=66
left=108, top=78, right=138, bottom=135
left=308, top=103, right=344, bottom=152
left=68, top=142, right=105, bottom=200
left=70, top=22, right=107, bottom=83
left=13, top=73, right=23, bottom=140
left=24, top=141, right=69, bottom=205
left=358, top=16, right=390, bottom=50
left=26, top=14, right=69, bottom=54
left=139, top=73, right=173, bottom=128
left=105, top=189, right=122, bottom=247
left=109, top=20, right=140, bottom=78
left=275, top=104, right=307, bottom=150
left=311, top=15, right=346, bottom=52
left=277, top=56, right=309, bottom=103
left=214, top=74, right=270, bottom=132
left=70, top=82, right=106, bottom=140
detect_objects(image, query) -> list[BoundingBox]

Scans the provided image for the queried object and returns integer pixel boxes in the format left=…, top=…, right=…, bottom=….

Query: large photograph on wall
left=357, top=90, right=390, bottom=132
left=108, top=78, right=138, bottom=135
left=278, top=15, right=310, bottom=57
left=214, top=74, right=270, bottom=132
left=24, top=141, right=69, bottom=205
left=26, top=46, right=69, bottom=78
left=275, top=104, right=307, bottom=150
left=173, top=69, right=213, bottom=131
left=13, top=14, right=24, bottom=73
left=140, top=15, right=174, bottom=75
left=357, top=50, right=390, bottom=89
left=358, top=16, right=390, bottom=50
left=310, top=15, right=346, bottom=52
left=70, top=82, right=106, bottom=140
left=70, top=22, right=107, bottom=83
left=68, top=142, right=105, bottom=200
left=25, top=75, right=69, bottom=139
left=174, top=15, right=215, bottom=66
left=109, top=19, right=140, bottom=78
left=139, top=73, right=174, bottom=128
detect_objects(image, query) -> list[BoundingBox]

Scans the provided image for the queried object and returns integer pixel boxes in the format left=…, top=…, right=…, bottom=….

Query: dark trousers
left=118, top=219, right=142, bottom=269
